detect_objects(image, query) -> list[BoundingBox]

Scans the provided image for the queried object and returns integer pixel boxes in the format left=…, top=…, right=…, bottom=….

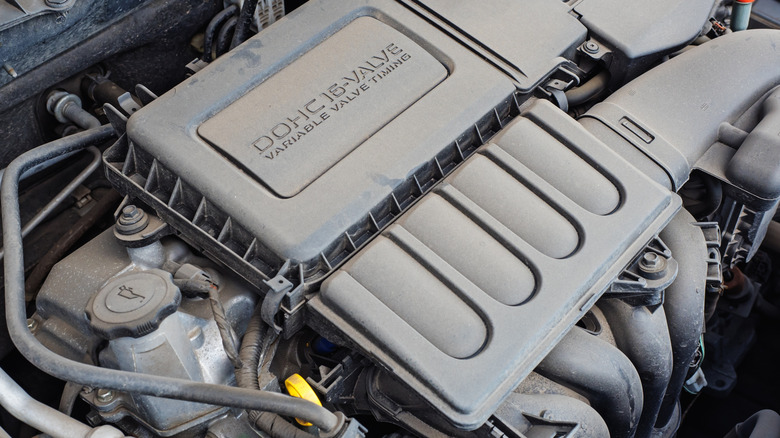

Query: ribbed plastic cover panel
left=309, top=100, right=681, bottom=429
left=103, top=0, right=517, bottom=286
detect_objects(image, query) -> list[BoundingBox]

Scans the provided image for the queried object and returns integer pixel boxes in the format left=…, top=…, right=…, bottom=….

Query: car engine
left=1, top=0, right=780, bottom=437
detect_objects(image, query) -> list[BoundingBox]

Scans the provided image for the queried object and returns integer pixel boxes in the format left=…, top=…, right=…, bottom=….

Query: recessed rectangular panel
left=198, top=17, right=447, bottom=198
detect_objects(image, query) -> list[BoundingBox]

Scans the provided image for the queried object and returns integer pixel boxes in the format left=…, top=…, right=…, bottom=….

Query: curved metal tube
left=0, top=146, right=102, bottom=261
left=536, top=326, right=643, bottom=438
left=0, top=366, right=127, bottom=438
left=655, top=209, right=708, bottom=428
left=599, top=300, right=673, bottom=437
left=62, top=103, right=101, bottom=130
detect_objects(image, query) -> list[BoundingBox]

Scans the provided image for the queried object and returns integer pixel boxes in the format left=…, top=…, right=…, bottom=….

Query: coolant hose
left=536, top=326, right=643, bottom=438
left=564, top=70, right=610, bottom=107
left=599, top=300, right=673, bottom=438
left=655, top=209, right=708, bottom=428
left=1, top=126, right=340, bottom=432
left=235, top=306, right=318, bottom=438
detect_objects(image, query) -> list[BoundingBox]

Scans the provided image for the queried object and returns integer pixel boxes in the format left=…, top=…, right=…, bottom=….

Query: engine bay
left=1, top=0, right=780, bottom=437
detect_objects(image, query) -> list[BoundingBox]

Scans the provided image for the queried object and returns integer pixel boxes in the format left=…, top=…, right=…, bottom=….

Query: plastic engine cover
left=102, top=0, right=682, bottom=430
left=309, top=100, right=680, bottom=429
left=105, top=0, right=519, bottom=286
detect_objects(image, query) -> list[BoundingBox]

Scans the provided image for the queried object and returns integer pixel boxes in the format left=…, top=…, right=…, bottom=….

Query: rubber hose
left=1, top=126, right=340, bottom=432
left=202, top=5, right=238, bottom=62
left=216, top=16, right=238, bottom=58
left=655, top=209, right=708, bottom=428
left=565, top=70, right=610, bottom=107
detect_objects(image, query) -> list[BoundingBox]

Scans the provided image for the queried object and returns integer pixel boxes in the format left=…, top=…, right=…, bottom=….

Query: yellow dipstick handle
left=284, top=373, right=322, bottom=426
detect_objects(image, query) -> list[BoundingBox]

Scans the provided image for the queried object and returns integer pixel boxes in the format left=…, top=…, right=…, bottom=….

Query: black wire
left=237, top=306, right=318, bottom=438
left=202, top=5, right=238, bottom=62
left=216, top=16, right=239, bottom=58
left=1, top=126, right=339, bottom=432
left=230, top=0, right=259, bottom=50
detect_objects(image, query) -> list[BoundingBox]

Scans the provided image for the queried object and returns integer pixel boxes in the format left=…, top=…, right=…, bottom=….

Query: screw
left=96, top=388, right=114, bottom=403
left=3, top=63, right=17, bottom=78
left=583, top=41, right=600, bottom=54
left=26, top=318, right=38, bottom=332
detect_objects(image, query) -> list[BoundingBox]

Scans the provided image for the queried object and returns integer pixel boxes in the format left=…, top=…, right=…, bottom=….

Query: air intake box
left=104, top=0, right=681, bottom=431
left=105, top=0, right=521, bottom=286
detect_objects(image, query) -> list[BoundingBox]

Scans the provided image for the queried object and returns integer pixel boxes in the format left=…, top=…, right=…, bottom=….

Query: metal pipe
left=1, top=126, right=340, bottom=432
left=598, top=300, right=674, bottom=437
left=536, top=326, right=644, bottom=438
left=61, top=102, right=101, bottom=130
left=655, top=209, right=708, bottom=428
left=0, top=366, right=127, bottom=438
left=47, top=91, right=101, bottom=131
left=0, top=146, right=102, bottom=261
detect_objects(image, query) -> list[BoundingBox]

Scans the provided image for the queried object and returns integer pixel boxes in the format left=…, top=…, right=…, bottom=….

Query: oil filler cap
left=86, top=269, right=181, bottom=340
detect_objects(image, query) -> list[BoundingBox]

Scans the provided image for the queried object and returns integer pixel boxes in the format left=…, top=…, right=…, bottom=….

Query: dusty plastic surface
left=581, top=30, right=780, bottom=191
left=401, top=0, right=586, bottom=91
left=574, top=0, right=715, bottom=81
left=104, top=0, right=516, bottom=285
left=309, top=100, right=681, bottom=429
left=198, top=17, right=447, bottom=198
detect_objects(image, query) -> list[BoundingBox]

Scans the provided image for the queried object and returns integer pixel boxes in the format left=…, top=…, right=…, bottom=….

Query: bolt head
left=96, top=388, right=114, bottom=403
left=120, top=205, right=141, bottom=222
left=116, top=205, right=149, bottom=235
left=583, top=41, right=600, bottom=54
left=639, top=252, right=667, bottom=274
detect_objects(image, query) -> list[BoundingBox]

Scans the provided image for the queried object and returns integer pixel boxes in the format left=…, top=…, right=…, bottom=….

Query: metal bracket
left=696, top=222, right=723, bottom=294
left=604, top=236, right=678, bottom=307
left=104, top=103, right=128, bottom=135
